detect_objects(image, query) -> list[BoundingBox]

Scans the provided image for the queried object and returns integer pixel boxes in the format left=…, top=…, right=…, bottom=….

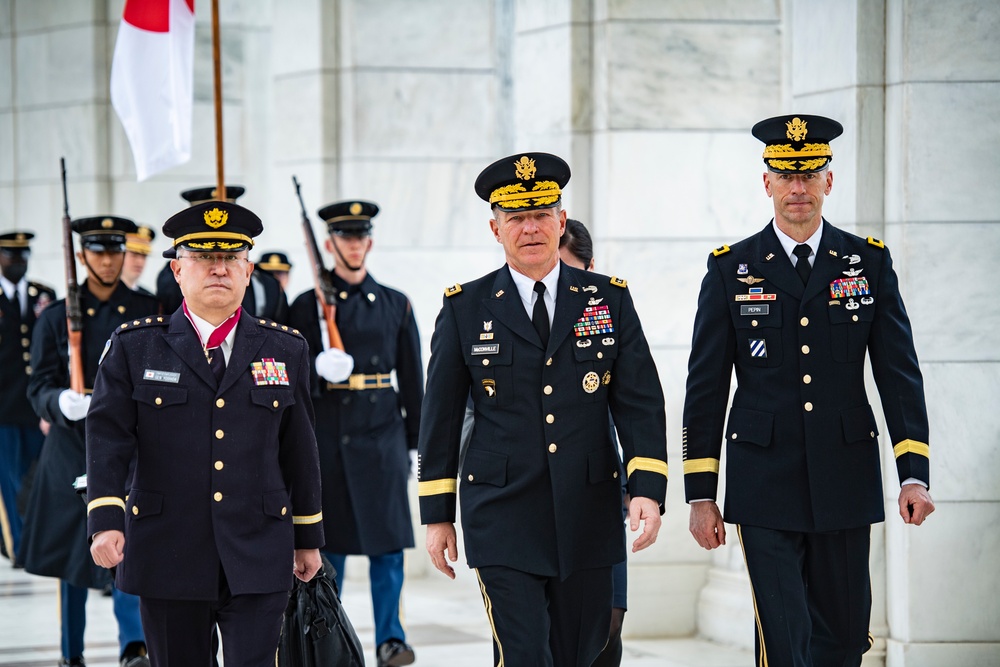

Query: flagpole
left=211, top=0, right=225, bottom=200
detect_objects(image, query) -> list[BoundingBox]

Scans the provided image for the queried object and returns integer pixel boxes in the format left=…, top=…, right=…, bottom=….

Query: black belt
left=327, top=373, right=393, bottom=391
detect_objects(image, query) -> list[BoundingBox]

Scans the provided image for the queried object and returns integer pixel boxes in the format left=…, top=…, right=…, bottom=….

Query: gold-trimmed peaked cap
left=318, top=200, right=378, bottom=237
left=752, top=114, right=843, bottom=173
left=180, top=184, right=246, bottom=205
left=125, top=225, right=156, bottom=255
left=475, top=152, right=571, bottom=212
left=0, top=231, right=34, bottom=250
left=71, top=216, right=137, bottom=252
left=257, top=251, right=292, bottom=273
left=161, top=201, right=263, bottom=258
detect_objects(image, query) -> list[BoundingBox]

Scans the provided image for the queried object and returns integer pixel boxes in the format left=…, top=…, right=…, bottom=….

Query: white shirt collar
left=508, top=262, right=560, bottom=324
left=184, top=306, right=239, bottom=362
left=772, top=219, right=824, bottom=267
left=0, top=275, right=26, bottom=313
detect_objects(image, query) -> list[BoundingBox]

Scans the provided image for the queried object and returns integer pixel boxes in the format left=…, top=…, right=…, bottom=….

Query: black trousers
left=475, top=564, right=612, bottom=667
left=737, top=524, right=873, bottom=667
left=138, top=571, right=288, bottom=667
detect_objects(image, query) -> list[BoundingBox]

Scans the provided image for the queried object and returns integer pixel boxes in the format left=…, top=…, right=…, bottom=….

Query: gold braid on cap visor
left=489, top=180, right=561, bottom=209
left=173, top=231, right=254, bottom=250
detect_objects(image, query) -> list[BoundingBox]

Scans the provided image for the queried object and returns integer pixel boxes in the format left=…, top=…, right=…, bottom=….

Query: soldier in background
left=156, top=186, right=288, bottom=322
left=256, top=251, right=293, bottom=293
left=121, top=225, right=157, bottom=296
left=0, top=231, right=54, bottom=566
left=21, top=217, right=157, bottom=666
left=288, top=200, right=423, bottom=667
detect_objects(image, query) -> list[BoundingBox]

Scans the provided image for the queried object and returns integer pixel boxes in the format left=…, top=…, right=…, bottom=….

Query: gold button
left=281, top=507, right=287, bottom=516
left=214, top=492, right=222, bottom=501
left=800, top=317, right=809, bottom=326
left=23, top=352, right=30, bottom=361
left=272, top=400, right=279, bottom=408
left=801, top=345, right=810, bottom=354
left=216, top=398, right=225, bottom=408
left=803, top=374, right=812, bottom=384
left=468, top=474, right=474, bottom=482
left=548, top=443, right=557, bottom=453
left=613, top=471, right=618, bottom=479
left=21, top=337, right=30, bottom=347
left=751, top=320, right=758, bottom=327
left=546, top=358, right=553, bottom=366
left=155, top=397, right=162, bottom=405
left=804, top=402, right=814, bottom=412
left=731, top=432, right=738, bottom=439
left=132, top=506, right=139, bottom=515
left=339, top=291, right=348, bottom=300
left=20, top=324, right=28, bottom=333
left=870, top=431, right=875, bottom=437
left=482, top=359, right=490, bottom=366
left=597, top=352, right=603, bottom=359
left=214, top=461, right=224, bottom=470
left=543, top=385, right=553, bottom=395
left=25, top=366, right=31, bottom=375
left=546, top=414, right=555, bottom=424
left=852, top=315, right=859, bottom=322
left=87, top=308, right=95, bottom=316
left=215, top=429, right=224, bottom=439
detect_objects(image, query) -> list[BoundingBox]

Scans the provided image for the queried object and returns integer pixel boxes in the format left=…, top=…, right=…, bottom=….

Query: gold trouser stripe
left=293, top=512, right=322, bottom=525
left=87, top=496, right=126, bottom=514
left=418, top=479, right=457, bottom=496
left=626, top=457, right=668, bottom=479
left=475, top=569, right=505, bottom=667
left=0, top=493, right=14, bottom=565
left=737, top=525, right=769, bottom=667
left=893, top=439, right=929, bottom=459
left=683, top=458, right=720, bottom=475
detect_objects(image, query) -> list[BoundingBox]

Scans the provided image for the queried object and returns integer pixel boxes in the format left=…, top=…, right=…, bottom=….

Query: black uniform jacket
left=0, top=280, right=55, bottom=424
left=157, top=262, right=289, bottom=324
left=21, top=282, right=160, bottom=587
left=682, top=221, right=930, bottom=532
left=417, top=263, right=668, bottom=580
left=288, top=272, right=423, bottom=555
left=85, top=308, right=324, bottom=600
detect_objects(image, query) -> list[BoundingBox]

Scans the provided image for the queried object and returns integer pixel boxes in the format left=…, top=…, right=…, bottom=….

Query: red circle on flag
left=122, top=0, right=194, bottom=33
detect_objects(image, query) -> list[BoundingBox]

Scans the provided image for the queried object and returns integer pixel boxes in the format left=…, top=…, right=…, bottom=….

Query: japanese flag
left=110, top=0, right=195, bottom=181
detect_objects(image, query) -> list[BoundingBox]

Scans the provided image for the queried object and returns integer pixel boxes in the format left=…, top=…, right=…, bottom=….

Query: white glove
left=58, top=390, right=92, bottom=421
left=315, top=349, right=355, bottom=383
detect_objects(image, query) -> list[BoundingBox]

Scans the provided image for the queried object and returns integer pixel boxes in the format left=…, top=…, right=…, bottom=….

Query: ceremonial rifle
left=61, top=158, right=85, bottom=394
left=293, top=176, right=344, bottom=350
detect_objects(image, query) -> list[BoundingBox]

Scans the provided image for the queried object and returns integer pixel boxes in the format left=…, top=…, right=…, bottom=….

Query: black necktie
left=531, top=281, right=550, bottom=347
left=209, top=346, right=226, bottom=383
left=793, top=244, right=812, bottom=285
left=10, top=290, right=21, bottom=320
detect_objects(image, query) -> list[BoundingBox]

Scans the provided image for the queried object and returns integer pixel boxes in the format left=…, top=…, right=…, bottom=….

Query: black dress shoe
left=376, top=638, right=415, bottom=667
left=59, top=659, right=85, bottom=666
left=120, top=641, right=150, bottom=667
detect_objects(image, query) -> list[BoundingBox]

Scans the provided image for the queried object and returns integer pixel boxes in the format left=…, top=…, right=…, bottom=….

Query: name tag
left=143, top=369, right=180, bottom=384
left=471, top=344, right=499, bottom=356
left=740, top=304, right=770, bottom=316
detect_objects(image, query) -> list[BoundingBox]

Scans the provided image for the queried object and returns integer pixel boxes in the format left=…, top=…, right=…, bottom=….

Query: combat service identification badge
left=582, top=371, right=600, bottom=394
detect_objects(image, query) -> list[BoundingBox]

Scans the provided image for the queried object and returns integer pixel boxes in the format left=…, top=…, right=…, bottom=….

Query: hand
left=426, top=522, right=458, bottom=579
left=315, top=348, right=354, bottom=383
left=628, top=496, right=662, bottom=552
left=58, top=390, right=92, bottom=421
left=689, top=500, right=726, bottom=550
left=39, top=418, right=50, bottom=436
left=91, top=530, right=125, bottom=569
left=409, top=449, right=419, bottom=477
left=294, top=548, right=323, bottom=582
left=898, top=484, right=935, bottom=526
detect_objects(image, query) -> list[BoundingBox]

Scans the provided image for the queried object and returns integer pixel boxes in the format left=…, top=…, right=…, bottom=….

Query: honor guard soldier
left=417, top=153, right=668, bottom=667
left=287, top=200, right=423, bottom=667
left=122, top=224, right=157, bottom=296
left=21, top=217, right=157, bottom=666
left=87, top=200, right=324, bottom=667
left=683, top=115, right=934, bottom=667
left=0, top=231, right=54, bottom=565
left=156, top=186, right=289, bottom=323
left=256, top=251, right=293, bottom=293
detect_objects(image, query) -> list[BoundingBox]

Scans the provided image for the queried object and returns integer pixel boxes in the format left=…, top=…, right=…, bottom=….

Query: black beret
left=474, top=152, right=571, bottom=212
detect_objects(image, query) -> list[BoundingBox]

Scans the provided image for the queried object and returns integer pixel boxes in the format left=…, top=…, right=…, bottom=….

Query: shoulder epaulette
left=610, top=276, right=627, bottom=288
left=117, top=316, right=168, bottom=333
left=257, top=318, right=303, bottom=337
left=444, top=283, right=463, bottom=297
left=712, top=245, right=731, bottom=256
left=867, top=236, right=885, bottom=249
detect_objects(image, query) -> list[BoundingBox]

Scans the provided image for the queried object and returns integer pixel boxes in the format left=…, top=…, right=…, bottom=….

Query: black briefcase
left=277, top=556, right=364, bottom=667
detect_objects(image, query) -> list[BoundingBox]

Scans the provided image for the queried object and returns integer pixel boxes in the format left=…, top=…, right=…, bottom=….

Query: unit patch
left=749, top=339, right=767, bottom=358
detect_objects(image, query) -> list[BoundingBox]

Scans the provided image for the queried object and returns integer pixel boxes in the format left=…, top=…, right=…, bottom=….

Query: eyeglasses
left=178, top=253, right=248, bottom=266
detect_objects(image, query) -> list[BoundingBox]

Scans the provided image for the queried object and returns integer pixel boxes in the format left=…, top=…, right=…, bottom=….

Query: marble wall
left=1, top=0, right=997, bottom=662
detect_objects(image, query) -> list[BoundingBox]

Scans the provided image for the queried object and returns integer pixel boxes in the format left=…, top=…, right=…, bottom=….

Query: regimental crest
left=514, top=156, right=537, bottom=181
left=786, top=117, right=808, bottom=141
left=204, top=207, right=228, bottom=229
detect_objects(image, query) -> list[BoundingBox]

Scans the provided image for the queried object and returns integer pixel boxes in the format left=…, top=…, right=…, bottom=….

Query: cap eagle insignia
left=786, top=117, right=808, bottom=141
left=514, top=156, right=537, bottom=181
